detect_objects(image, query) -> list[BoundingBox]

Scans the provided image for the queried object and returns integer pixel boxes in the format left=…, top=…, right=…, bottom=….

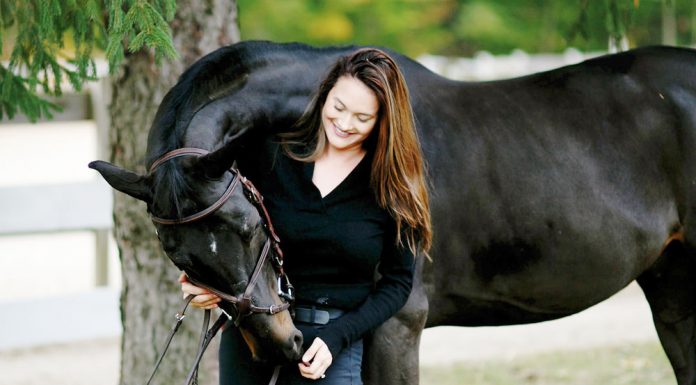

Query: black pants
left=219, top=325, right=363, bottom=385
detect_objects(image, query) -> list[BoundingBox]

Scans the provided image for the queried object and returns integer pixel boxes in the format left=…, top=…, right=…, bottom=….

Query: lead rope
left=145, top=295, right=232, bottom=385
left=146, top=294, right=197, bottom=385
left=269, top=366, right=282, bottom=385
left=191, top=308, right=212, bottom=383
left=184, top=312, right=230, bottom=385
left=144, top=295, right=285, bottom=385
left=186, top=307, right=212, bottom=385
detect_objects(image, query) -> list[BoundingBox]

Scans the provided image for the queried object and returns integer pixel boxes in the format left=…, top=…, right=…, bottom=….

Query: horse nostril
left=286, top=331, right=303, bottom=360
left=293, top=332, right=303, bottom=347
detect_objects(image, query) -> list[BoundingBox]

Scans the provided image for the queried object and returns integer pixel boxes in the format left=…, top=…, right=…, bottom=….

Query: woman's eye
left=334, top=105, right=344, bottom=111
left=358, top=116, right=369, bottom=123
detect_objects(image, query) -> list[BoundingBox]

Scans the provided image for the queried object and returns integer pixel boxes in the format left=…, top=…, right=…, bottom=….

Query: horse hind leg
left=637, top=234, right=696, bottom=385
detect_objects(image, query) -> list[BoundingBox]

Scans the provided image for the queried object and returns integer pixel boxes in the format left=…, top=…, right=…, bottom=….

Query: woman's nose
left=337, top=114, right=351, bottom=130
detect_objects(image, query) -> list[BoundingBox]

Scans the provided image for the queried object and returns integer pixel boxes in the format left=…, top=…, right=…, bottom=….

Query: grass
left=420, top=341, right=675, bottom=385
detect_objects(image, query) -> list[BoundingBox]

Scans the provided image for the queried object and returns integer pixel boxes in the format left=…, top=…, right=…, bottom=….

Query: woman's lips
left=333, top=122, right=350, bottom=138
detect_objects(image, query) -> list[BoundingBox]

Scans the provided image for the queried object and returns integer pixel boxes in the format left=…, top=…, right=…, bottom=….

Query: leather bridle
left=144, top=147, right=294, bottom=385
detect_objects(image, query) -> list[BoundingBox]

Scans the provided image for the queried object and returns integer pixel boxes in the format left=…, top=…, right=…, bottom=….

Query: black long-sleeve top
left=237, top=135, right=415, bottom=357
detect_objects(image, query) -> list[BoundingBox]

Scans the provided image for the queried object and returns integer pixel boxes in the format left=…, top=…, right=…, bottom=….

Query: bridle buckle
left=219, top=307, right=233, bottom=321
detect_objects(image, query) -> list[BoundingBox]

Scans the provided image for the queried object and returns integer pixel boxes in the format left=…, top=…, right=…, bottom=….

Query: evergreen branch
left=0, top=0, right=16, bottom=26
left=157, top=0, right=175, bottom=21
left=605, top=0, right=636, bottom=43
left=106, top=0, right=177, bottom=71
left=0, top=66, right=61, bottom=121
left=2, top=0, right=178, bottom=121
left=0, top=0, right=17, bottom=54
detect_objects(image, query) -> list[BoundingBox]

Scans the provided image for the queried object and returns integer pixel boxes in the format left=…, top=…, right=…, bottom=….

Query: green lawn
left=421, top=341, right=674, bottom=385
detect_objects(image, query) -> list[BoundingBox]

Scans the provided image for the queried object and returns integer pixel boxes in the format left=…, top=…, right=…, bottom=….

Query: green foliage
left=0, top=0, right=177, bottom=122
left=105, top=0, right=177, bottom=70
left=237, top=0, right=457, bottom=56
left=237, top=0, right=695, bottom=57
left=3, top=1, right=695, bottom=122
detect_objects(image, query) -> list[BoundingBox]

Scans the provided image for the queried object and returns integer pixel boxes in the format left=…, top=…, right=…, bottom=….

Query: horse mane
left=144, top=41, right=310, bottom=218
left=146, top=43, right=255, bottom=218
left=145, top=41, right=359, bottom=218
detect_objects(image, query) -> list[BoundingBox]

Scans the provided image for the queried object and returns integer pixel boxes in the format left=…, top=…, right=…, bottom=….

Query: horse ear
left=195, top=141, right=241, bottom=178
left=88, top=160, right=152, bottom=203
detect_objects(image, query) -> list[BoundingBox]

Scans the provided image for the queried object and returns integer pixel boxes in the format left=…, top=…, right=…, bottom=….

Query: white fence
left=0, top=79, right=122, bottom=350
left=0, top=80, right=114, bottom=285
left=417, top=48, right=599, bottom=81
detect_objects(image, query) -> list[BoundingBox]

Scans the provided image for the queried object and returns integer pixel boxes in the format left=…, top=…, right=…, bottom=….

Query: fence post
left=89, top=77, right=113, bottom=287
left=95, top=230, right=110, bottom=286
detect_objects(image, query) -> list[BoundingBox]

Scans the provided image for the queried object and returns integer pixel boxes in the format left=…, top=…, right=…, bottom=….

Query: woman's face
left=321, top=76, right=379, bottom=154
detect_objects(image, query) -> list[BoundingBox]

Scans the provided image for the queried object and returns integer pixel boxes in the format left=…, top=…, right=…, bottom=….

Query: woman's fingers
left=191, top=293, right=220, bottom=305
left=178, top=272, right=221, bottom=309
left=184, top=290, right=221, bottom=309
left=301, top=338, right=322, bottom=364
left=180, top=281, right=213, bottom=296
left=298, top=338, right=332, bottom=380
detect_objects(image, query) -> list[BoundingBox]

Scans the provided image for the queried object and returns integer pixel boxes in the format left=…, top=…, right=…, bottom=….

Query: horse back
left=422, top=46, right=696, bottom=326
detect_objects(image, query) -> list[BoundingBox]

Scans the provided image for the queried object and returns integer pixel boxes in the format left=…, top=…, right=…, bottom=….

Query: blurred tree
left=0, top=2, right=239, bottom=385
left=237, top=0, right=695, bottom=57
left=5, top=1, right=694, bottom=123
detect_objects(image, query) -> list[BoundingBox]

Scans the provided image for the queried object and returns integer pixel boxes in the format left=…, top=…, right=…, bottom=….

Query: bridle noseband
left=145, top=147, right=294, bottom=385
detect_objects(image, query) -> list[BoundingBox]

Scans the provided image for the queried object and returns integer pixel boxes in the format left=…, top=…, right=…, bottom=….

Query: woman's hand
left=298, top=337, right=333, bottom=380
left=178, top=272, right=221, bottom=309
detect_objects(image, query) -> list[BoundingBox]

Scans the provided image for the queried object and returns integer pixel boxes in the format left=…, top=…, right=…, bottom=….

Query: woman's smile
left=332, top=121, right=352, bottom=138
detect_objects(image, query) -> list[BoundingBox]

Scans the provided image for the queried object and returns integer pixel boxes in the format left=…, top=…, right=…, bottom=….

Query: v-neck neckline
left=305, top=152, right=370, bottom=201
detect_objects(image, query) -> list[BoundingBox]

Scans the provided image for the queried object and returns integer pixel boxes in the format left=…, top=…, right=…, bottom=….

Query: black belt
left=294, top=306, right=345, bottom=325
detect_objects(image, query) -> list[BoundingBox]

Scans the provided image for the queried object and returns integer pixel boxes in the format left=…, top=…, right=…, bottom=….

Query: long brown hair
left=281, top=48, right=432, bottom=255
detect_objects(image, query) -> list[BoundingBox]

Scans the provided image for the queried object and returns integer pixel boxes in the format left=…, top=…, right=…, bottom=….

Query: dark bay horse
left=91, top=41, right=696, bottom=385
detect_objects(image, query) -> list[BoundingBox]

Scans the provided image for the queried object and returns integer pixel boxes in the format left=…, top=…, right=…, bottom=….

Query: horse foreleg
left=638, top=240, right=696, bottom=385
left=363, top=259, right=428, bottom=385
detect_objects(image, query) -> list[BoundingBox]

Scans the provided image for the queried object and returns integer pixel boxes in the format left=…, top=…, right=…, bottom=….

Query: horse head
left=89, top=142, right=303, bottom=363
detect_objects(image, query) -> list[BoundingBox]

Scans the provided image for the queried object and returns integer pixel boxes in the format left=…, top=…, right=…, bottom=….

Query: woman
left=180, top=47, right=432, bottom=384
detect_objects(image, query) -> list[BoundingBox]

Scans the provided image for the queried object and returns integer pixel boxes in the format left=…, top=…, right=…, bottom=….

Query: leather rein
left=144, top=147, right=294, bottom=385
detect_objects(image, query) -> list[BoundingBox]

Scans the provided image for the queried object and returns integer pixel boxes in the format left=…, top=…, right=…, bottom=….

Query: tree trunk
left=661, top=0, right=677, bottom=46
left=108, top=3, right=239, bottom=385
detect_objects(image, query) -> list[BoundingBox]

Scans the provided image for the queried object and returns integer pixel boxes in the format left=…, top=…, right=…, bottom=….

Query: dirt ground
left=0, top=283, right=659, bottom=385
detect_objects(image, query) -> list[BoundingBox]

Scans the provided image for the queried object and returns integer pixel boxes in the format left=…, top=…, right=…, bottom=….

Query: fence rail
left=0, top=181, right=112, bottom=235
